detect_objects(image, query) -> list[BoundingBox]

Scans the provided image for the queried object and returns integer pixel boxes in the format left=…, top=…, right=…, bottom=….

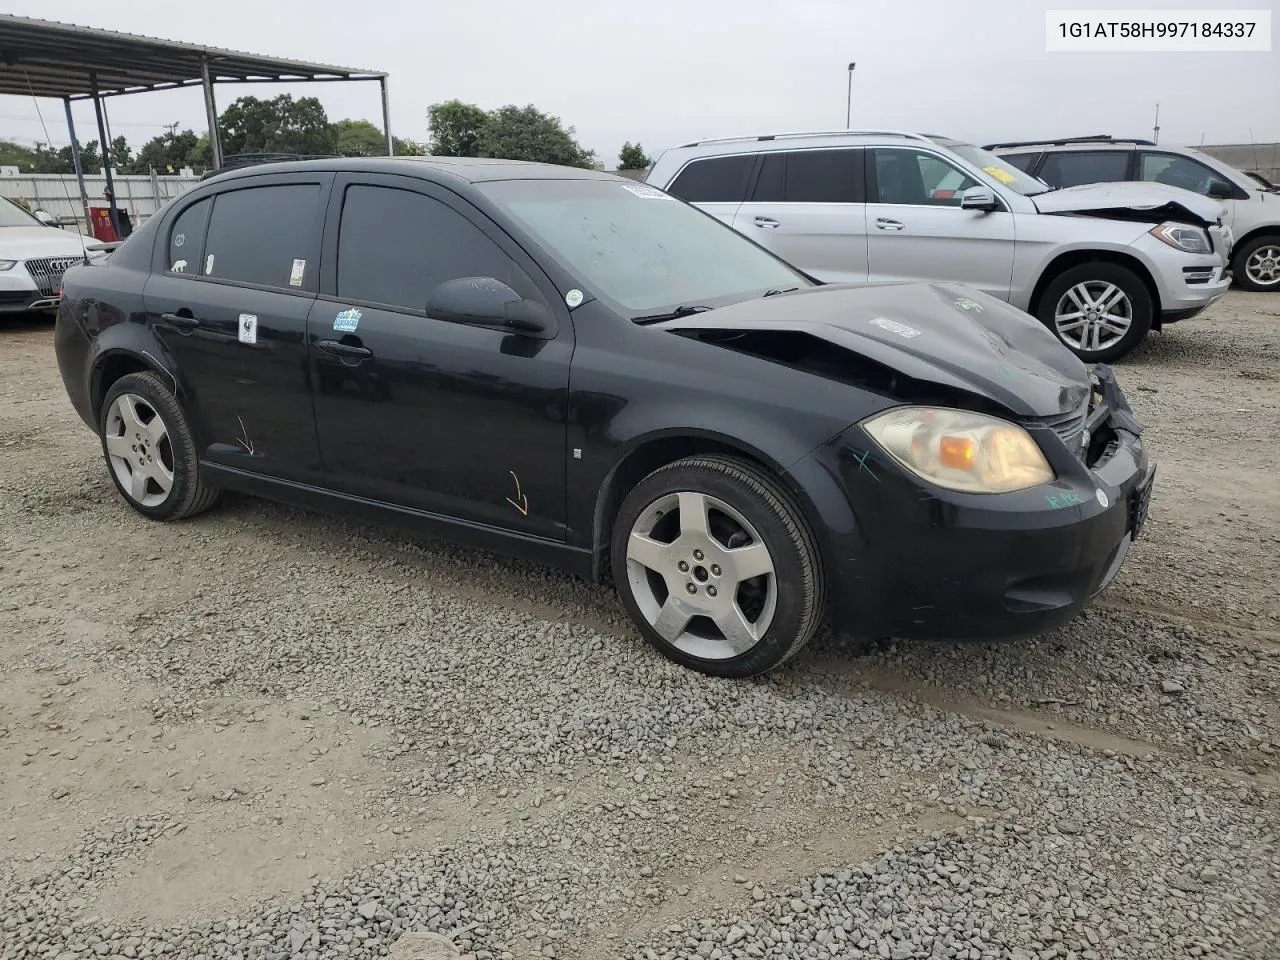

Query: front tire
left=611, top=456, right=825, bottom=678
left=99, top=371, right=220, bottom=521
left=1232, top=235, right=1280, bottom=292
left=1036, top=263, right=1153, bottom=363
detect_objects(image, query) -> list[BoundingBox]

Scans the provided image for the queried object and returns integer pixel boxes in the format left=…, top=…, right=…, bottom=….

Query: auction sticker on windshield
left=620, top=183, right=675, bottom=200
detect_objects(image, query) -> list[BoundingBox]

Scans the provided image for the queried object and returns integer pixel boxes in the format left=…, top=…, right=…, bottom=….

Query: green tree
left=393, top=136, right=425, bottom=156
left=219, top=95, right=338, bottom=156
left=426, top=100, right=489, bottom=157
left=0, top=139, right=39, bottom=170
left=107, top=135, right=132, bottom=170
left=333, top=119, right=426, bottom=157
left=474, top=105, right=595, bottom=169
left=128, top=129, right=211, bottom=174
left=617, top=141, right=651, bottom=170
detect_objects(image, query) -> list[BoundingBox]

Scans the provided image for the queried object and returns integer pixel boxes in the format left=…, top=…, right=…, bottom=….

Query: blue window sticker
left=334, top=308, right=362, bottom=333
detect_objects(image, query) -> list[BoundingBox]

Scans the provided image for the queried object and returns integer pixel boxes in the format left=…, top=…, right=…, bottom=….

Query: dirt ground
left=2, top=292, right=1278, bottom=960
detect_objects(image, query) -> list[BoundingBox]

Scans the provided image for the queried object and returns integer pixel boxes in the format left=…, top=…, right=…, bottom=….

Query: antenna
left=1152, top=103, right=1160, bottom=144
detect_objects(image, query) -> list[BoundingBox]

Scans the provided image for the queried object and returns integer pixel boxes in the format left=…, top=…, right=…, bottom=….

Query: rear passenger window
left=1037, top=151, right=1129, bottom=188
left=165, top=198, right=210, bottom=275
left=666, top=155, right=756, bottom=203
left=336, top=185, right=539, bottom=313
left=202, top=184, right=321, bottom=289
left=749, top=150, right=863, bottom=203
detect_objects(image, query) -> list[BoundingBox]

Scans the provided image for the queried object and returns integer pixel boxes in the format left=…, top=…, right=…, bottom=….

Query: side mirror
left=426, top=277, right=549, bottom=333
left=33, top=209, right=60, bottom=227
left=1206, top=180, right=1236, bottom=200
left=960, top=186, right=1000, bottom=212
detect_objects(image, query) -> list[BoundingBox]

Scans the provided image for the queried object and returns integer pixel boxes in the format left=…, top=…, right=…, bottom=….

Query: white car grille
left=24, top=255, right=83, bottom=297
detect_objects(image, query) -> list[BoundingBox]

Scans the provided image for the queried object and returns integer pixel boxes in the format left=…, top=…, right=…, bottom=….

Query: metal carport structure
left=0, top=14, right=390, bottom=235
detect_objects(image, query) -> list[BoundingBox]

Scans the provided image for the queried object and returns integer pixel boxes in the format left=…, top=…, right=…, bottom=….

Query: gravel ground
left=2, top=292, right=1278, bottom=960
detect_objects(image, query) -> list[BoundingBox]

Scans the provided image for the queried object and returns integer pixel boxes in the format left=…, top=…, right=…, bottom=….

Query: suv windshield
left=940, top=142, right=1052, bottom=196
left=476, top=178, right=811, bottom=312
left=0, top=198, right=42, bottom=228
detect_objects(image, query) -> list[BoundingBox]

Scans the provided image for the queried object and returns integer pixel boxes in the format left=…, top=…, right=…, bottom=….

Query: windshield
left=0, top=198, right=42, bottom=228
left=476, top=179, right=810, bottom=312
left=942, top=143, right=1052, bottom=196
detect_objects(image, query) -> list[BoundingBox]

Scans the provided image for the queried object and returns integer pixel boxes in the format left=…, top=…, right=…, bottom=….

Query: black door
left=309, top=174, right=573, bottom=540
left=143, top=174, right=330, bottom=484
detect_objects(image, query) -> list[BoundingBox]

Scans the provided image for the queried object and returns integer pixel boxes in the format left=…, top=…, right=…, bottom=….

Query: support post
left=379, top=76, right=394, bottom=156
left=89, top=72, right=120, bottom=237
left=845, top=62, right=856, bottom=129
left=201, top=57, right=223, bottom=170
left=63, top=97, right=91, bottom=229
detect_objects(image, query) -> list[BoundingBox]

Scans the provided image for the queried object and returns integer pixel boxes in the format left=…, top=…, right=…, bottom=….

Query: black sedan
left=54, top=158, right=1155, bottom=677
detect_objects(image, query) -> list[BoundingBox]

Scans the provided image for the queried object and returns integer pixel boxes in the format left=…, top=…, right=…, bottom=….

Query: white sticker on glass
left=171, top=259, right=187, bottom=274
left=620, top=182, right=674, bottom=200
left=289, top=258, right=306, bottom=287
left=205, top=253, right=215, bottom=275
left=565, top=288, right=584, bottom=308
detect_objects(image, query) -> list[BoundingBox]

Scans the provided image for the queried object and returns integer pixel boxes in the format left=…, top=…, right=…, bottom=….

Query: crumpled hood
left=1031, top=181, right=1224, bottom=225
left=657, top=282, right=1091, bottom=418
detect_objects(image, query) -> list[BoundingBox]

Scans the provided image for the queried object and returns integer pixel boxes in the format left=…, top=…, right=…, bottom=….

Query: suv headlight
left=0, top=260, right=16, bottom=270
left=863, top=407, right=1055, bottom=493
left=1149, top=222, right=1211, bottom=254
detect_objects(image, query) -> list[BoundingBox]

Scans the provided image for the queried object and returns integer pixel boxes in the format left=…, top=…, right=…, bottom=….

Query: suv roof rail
left=674, top=129, right=935, bottom=149
left=983, top=134, right=1156, bottom=150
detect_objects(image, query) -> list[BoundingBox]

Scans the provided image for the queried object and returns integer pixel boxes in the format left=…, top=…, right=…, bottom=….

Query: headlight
left=1149, top=222, right=1211, bottom=254
left=863, top=407, right=1055, bottom=493
left=0, top=260, right=16, bottom=271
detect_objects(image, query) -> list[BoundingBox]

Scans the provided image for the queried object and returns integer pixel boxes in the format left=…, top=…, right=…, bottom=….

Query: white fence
left=0, top=172, right=201, bottom=233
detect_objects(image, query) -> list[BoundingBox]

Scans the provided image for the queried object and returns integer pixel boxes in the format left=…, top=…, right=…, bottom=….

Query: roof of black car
left=206, top=156, right=618, bottom=185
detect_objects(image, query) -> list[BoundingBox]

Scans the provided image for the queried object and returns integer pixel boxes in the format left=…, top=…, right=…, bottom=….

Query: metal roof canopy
left=0, top=14, right=393, bottom=233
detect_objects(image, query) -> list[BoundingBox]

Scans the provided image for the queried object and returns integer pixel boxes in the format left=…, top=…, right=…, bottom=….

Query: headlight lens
left=863, top=407, right=1055, bottom=493
left=1149, top=222, right=1211, bottom=254
left=0, top=260, right=16, bottom=270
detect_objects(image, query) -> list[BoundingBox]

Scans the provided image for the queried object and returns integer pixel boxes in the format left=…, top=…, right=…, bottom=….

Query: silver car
left=646, top=130, right=1232, bottom=362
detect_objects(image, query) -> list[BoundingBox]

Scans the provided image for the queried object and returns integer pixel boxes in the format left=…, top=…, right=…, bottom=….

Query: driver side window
left=1138, top=153, right=1232, bottom=197
left=872, top=148, right=976, bottom=206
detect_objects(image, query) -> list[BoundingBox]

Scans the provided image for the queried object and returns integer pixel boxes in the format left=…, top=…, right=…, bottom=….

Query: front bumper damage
left=791, top=363, right=1154, bottom=641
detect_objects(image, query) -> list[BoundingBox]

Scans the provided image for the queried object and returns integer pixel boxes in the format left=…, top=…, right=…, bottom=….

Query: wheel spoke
left=151, top=457, right=174, bottom=493
left=1057, top=309, right=1085, bottom=321
left=1066, top=286, right=1092, bottom=312
left=1099, top=315, right=1130, bottom=333
left=677, top=491, right=710, bottom=538
left=1056, top=317, right=1086, bottom=333
left=104, top=433, right=133, bottom=459
left=1096, top=284, right=1123, bottom=313
left=144, top=414, right=168, bottom=446
left=725, top=542, right=773, bottom=581
left=713, top=604, right=761, bottom=655
left=128, top=464, right=149, bottom=501
left=116, top=396, right=144, bottom=434
left=627, top=532, right=671, bottom=573
left=651, top=597, right=693, bottom=642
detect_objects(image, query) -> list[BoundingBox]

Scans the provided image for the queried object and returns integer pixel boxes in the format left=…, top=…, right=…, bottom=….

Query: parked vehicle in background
left=54, top=157, right=1154, bottom=678
left=647, top=130, right=1232, bottom=362
left=0, top=196, right=98, bottom=314
left=987, top=136, right=1280, bottom=292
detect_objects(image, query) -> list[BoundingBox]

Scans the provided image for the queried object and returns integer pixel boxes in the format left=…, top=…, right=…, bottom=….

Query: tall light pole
left=846, top=62, right=857, bottom=129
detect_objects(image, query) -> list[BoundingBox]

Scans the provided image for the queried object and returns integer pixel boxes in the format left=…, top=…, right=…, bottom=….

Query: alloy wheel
left=1244, top=244, right=1280, bottom=287
left=624, top=490, right=777, bottom=660
left=1054, top=281, right=1133, bottom=352
left=104, top=393, right=174, bottom=507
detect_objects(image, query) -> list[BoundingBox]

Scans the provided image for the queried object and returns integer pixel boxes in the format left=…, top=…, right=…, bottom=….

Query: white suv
left=646, top=130, right=1232, bottom=362
left=986, top=135, right=1279, bottom=292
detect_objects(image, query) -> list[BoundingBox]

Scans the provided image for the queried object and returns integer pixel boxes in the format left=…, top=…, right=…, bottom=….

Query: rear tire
left=1231, top=234, right=1280, bottom=292
left=611, top=455, right=825, bottom=678
left=99, top=371, right=220, bottom=521
left=1036, top=263, right=1152, bottom=363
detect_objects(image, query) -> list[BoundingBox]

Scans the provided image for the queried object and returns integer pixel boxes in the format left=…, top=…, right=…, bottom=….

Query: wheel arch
left=1029, top=249, right=1161, bottom=325
left=1231, top=225, right=1280, bottom=254
left=90, top=348, right=177, bottom=423
left=589, top=430, right=823, bottom=582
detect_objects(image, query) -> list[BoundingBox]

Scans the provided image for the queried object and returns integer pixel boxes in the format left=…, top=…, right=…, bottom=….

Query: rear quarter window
left=1038, top=151, right=1130, bottom=188
left=666, top=155, right=756, bottom=203
left=165, top=198, right=211, bottom=275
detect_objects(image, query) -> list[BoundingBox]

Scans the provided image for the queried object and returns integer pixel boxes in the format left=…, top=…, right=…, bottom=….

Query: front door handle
left=317, top=339, right=373, bottom=359
left=159, top=312, right=200, bottom=330
left=753, top=216, right=780, bottom=229
left=875, top=218, right=905, bottom=231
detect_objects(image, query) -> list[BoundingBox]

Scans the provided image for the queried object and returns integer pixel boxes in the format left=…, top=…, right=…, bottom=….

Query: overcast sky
left=2, top=0, right=1277, bottom=167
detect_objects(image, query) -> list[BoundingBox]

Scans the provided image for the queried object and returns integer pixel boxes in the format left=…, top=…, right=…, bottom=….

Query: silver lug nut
left=693, top=549, right=704, bottom=561
left=686, top=583, right=697, bottom=594
left=678, top=561, right=689, bottom=572
left=706, top=586, right=717, bottom=597
left=710, top=564, right=721, bottom=576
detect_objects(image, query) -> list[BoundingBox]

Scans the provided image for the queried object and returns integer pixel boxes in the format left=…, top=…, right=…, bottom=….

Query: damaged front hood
left=1031, top=181, right=1224, bottom=225
left=657, top=282, right=1091, bottom=418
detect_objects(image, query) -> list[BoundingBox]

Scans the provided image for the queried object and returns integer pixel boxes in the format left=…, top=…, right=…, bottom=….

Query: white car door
left=729, top=148, right=869, bottom=285
left=865, top=147, right=1016, bottom=300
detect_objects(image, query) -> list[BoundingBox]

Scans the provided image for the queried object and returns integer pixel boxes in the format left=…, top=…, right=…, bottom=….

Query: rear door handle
left=875, top=218, right=905, bottom=231
left=753, top=216, right=780, bottom=228
left=317, top=339, right=373, bottom=359
left=160, top=312, right=200, bottom=330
